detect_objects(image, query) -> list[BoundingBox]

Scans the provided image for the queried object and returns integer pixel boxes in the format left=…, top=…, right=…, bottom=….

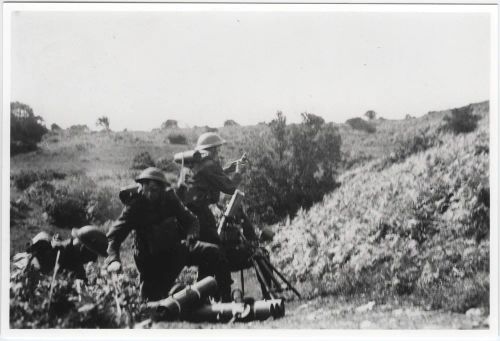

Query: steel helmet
left=31, top=231, right=52, bottom=245
left=135, top=167, right=169, bottom=185
left=71, top=225, right=108, bottom=257
left=195, top=132, right=226, bottom=151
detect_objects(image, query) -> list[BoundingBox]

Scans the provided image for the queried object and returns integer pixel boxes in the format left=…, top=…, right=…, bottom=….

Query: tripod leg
left=255, top=257, right=282, bottom=292
left=251, top=259, right=274, bottom=300
left=262, top=258, right=302, bottom=299
left=240, top=269, right=245, bottom=296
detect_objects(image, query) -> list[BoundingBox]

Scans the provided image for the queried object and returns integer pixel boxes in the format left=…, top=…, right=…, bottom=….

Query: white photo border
left=1, top=2, right=498, bottom=340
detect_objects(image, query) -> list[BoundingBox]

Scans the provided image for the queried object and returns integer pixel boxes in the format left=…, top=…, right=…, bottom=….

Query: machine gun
left=218, top=190, right=301, bottom=300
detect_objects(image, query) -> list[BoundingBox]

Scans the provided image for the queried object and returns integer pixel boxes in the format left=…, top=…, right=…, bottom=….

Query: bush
left=243, top=112, right=342, bottom=224
left=26, top=176, right=122, bottom=228
left=161, top=119, right=178, bottom=129
left=167, top=133, right=188, bottom=145
left=51, top=123, right=62, bottom=131
left=442, top=105, right=481, bottom=134
left=205, top=126, right=218, bottom=133
left=155, top=157, right=180, bottom=173
left=12, top=170, right=67, bottom=191
left=224, top=119, right=239, bottom=127
left=10, top=102, right=48, bottom=155
left=67, top=125, right=90, bottom=134
left=131, top=151, right=155, bottom=170
left=346, top=117, right=376, bottom=133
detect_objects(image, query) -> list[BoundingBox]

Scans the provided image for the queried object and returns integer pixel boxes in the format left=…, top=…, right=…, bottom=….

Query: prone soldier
left=12, top=225, right=108, bottom=281
left=105, top=167, right=232, bottom=302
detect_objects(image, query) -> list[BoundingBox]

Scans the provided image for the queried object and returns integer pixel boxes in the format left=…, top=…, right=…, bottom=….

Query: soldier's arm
left=105, top=206, right=134, bottom=266
left=165, top=189, right=200, bottom=238
left=201, top=162, right=241, bottom=195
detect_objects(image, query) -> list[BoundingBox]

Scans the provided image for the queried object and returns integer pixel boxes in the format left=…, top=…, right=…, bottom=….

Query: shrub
left=205, top=126, right=218, bottom=133
left=51, top=123, right=62, bottom=131
left=224, top=119, right=239, bottom=127
left=96, top=116, right=110, bottom=131
left=155, top=157, right=180, bottom=173
left=346, top=117, right=376, bottom=133
left=26, top=176, right=123, bottom=228
left=442, top=105, right=480, bottom=134
left=131, top=151, right=155, bottom=170
left=10, top=102, right=48, bottom=155
left=243, top=111, right=342, bottom=224
left=364, top=110, right=377, bottom=120
left=67, top=125, right=90, bottom=134
left=12, top=170, right=67, bottom=191
left=161, top=119, right=178, bottom=129
left=167, top=133, right=188, bottom=145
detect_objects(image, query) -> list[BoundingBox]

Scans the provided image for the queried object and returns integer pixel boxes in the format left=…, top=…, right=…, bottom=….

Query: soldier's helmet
left=135, top=167, right=169, bottom=185
left=31, top=231, right=52, bottom=245
left=27, top=231, right=52, bottom=253
left=71, top=225, right=108, bottom=257
left=195, top=132, right=226, bottom=151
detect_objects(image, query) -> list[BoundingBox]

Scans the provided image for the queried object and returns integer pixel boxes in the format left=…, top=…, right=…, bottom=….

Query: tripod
left=218, top=190, right=301, bottom=300
left=245, top=247, right=301, bottom=300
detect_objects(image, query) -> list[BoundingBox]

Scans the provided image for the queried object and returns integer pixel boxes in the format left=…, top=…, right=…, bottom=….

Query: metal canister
left=147, top=276, right=218, bottom=321
left=188, top=302, right=252, bottom=323
left=252, top=299, right=285, bottom=320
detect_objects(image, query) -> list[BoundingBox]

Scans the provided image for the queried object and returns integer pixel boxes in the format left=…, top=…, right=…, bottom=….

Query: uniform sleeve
left=200, top=162, right=240, bottom=195
left=166, top=190, right=200, bottom=237
left=105, top=206, right=134, bottom=266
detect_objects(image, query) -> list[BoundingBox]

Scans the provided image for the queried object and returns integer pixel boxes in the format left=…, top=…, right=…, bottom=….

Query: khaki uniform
left=12, top=236, right=91, bottom=281
left=106, top=185, right=231, bottom=301
left=184, top=157, right=242, bottom=244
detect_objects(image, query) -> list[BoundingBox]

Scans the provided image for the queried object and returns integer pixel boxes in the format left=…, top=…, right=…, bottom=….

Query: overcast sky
left=9, top=5, right=492, bottom=130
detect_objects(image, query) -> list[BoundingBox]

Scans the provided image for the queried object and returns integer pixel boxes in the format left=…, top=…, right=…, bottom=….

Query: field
left=9, top=101, right=490, bottom=328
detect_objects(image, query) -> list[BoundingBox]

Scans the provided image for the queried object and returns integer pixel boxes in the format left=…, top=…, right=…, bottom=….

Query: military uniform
left=12, top=227, right=106, bottom=281
left=106, top=184, right=232, bottom=301
left=185, top=157, right=242, bottom=244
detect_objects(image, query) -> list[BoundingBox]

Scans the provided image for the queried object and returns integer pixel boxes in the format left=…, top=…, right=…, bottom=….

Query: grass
left=9, top=100, right=490, bottom=319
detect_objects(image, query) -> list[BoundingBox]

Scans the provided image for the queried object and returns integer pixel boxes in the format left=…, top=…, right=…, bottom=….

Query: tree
left=224, top=119, right=239, bottom=127
left=96, top=116, right=110, bottom=131
left=364, top=110, right=377, bottom=120
left=10, top=101, right=48, bottom=155
left=51, top=123, right=62, bottom=131
left=161, top=120, right=178, bottom=129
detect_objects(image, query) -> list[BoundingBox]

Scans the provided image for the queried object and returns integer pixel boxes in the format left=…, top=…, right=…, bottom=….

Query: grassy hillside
left=271, top=101, right=489, bottom=312
left=10, top=101, right=489, bottom=315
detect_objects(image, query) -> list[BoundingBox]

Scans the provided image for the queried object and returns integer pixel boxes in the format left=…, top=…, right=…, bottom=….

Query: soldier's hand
left=107, top=261, right=122, bottom=273
left=186, top=233, right=199, bottom=247
left=235, top=160, right=246, bottom=174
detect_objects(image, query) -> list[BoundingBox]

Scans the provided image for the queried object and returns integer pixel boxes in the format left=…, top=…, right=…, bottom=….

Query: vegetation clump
left=271, top=103, right=489, bottom=313
left=346, top=117, right=376, bottom=133
left=242, top=111, right=342, bottom=224
left=167, top=133, right=188, bottom=145
left=442, top=104, right=481, bottom=134
left=10, top=102, right=48, bottom=155
left=131, top=151, right=155, bottom=170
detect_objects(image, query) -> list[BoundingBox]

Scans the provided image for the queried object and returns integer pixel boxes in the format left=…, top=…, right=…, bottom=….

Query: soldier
left=105, top=167, right=232, bottom=302
left=11, top=225, right=108, bottom=281
left=177, top=132, right=247, bottom=301
left=183, top=132, right=245, bottom=245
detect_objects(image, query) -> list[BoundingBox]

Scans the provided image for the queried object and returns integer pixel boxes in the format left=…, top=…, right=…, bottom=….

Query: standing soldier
left=183, top=132, right=245, bottom=245
left=105, top=167, right=232, bottom=302
left=12, top=225, right=108, bottom=281
left=179, top=132, right=246, bottom=300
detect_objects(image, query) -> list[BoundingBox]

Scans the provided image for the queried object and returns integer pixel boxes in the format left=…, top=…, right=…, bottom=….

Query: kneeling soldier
left=105, top=167, right=232, bottom=302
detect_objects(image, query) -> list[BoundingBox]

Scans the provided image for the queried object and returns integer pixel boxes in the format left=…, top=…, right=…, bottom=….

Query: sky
left=8, top=5, right=492, bottom=131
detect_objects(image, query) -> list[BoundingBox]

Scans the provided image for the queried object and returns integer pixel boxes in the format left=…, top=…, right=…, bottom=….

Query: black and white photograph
left=1, top=1, right=498, bottom=337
